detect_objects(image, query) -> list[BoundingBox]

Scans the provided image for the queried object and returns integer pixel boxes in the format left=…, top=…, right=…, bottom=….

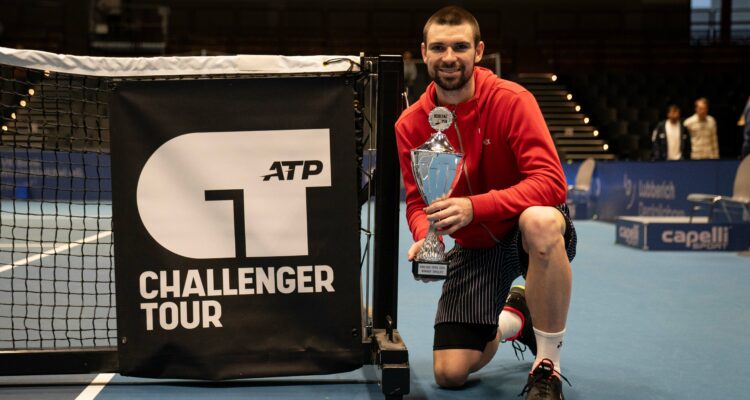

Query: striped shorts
left=435, top=204, right=577, bottom=326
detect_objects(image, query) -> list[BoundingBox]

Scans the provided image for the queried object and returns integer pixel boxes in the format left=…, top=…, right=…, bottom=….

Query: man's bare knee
left=433, top=350, right=475, bottom=388
left=434, top=364, right=469, bottom=388
left=520, top=207, right=565, bottom=258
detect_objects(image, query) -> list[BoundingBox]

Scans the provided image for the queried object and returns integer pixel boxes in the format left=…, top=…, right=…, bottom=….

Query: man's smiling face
left=422, top=22, right=484, bottom=92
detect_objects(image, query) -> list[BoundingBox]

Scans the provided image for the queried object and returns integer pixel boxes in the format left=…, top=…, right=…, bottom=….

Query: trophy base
left=412, top=260, right=448, bottom=280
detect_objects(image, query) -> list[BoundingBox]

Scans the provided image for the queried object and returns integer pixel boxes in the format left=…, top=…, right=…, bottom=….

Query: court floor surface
left=1, top=213, right=748, bottom=399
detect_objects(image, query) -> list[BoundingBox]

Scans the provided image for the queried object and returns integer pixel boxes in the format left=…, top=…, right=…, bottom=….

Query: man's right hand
left=407, top=239, right=425, bottom=261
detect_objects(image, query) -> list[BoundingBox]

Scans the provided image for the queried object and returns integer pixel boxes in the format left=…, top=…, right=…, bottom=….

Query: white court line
left=0, top=243, right=57, bottom=249
left=75, top=373, right=115, bottom=400
left=0, top=231, right=112, bottom=273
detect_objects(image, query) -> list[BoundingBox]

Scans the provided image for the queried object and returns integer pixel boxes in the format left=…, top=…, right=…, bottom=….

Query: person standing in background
left=684, top=97, right=719, bottom=159
left=740, top=96, right=750, bottom=160
left=403, top=50, right=418, bottom=106
left=651, top=104, right=691, bottom=160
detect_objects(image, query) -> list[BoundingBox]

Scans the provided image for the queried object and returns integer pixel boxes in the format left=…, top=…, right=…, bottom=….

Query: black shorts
left=432, top=204, right=577, bottom=351
left=434, top=322, right=497, bottom=352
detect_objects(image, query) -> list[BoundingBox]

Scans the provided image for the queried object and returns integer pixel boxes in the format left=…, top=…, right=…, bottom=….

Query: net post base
left=371, top=328, right=410, bottom=399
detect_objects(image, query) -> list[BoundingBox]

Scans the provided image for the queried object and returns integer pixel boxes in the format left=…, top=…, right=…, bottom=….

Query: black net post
left=372, top=55, right=403, bottom=330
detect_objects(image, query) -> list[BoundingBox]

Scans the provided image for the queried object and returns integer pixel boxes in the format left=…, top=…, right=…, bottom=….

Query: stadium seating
left=559, top=70, right=750, bottom=160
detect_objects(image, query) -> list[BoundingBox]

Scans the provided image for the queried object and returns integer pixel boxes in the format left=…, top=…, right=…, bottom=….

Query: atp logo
left=262, top=160, right=323, bottom=181
left=136, top=129, right=331, bottom=259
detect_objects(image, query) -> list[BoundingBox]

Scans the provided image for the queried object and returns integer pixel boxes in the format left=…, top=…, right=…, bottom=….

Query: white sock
left=533, top=327, right=566, bottom=373
left=498, top=310, right=523, bottom=341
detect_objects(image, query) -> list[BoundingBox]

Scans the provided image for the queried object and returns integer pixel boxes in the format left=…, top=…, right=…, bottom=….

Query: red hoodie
left=395, top=66, right=567, bottom=249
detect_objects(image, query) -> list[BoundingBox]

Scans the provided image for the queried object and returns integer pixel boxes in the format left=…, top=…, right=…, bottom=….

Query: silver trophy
left=410, top=106, right=464, bottom=280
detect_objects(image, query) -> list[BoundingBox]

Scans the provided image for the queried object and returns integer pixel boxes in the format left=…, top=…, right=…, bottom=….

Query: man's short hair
left=423, top=6, right=481, bottom=47
left=667, top=104, right=680, bottom=113
left=696, top=97, right=709, bottom=107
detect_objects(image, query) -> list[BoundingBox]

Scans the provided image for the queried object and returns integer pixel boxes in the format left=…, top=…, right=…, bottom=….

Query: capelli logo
left=661, top=227, right=730, bottom=250
left=136, top=129, right=331, bottom=259
left=618, top=225, right=640, bottom=246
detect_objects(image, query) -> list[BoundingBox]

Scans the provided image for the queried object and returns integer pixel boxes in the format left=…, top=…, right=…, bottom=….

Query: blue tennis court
left=0, top=200, right=115, bottom=351
left=1, top=212, right=748, bottom=399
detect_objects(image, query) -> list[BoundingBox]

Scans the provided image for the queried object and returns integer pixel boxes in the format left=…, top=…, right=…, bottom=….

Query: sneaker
left=520, top=359, right=570, bottom=400
left=502, top=285, right=537, bottom=358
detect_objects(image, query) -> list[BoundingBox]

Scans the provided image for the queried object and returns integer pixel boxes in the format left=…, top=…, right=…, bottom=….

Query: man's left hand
left=424, top=197, right=474, bottom=235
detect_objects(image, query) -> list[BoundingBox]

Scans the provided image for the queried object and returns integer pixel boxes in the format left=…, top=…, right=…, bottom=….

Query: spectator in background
left=684, top=97, right=719, bottom=159
left=403, top=50, right=418, bottom=106
left=741, top=96, right=750, bottom=159
left=651, top=104, right=691, bottom=160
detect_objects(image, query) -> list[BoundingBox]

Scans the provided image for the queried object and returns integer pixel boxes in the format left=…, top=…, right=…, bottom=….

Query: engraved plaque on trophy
left=410, top=106, right=463, bottom=280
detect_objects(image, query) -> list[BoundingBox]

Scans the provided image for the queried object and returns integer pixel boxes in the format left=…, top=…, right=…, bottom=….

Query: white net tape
left=0, top=46, right=360, bottom=77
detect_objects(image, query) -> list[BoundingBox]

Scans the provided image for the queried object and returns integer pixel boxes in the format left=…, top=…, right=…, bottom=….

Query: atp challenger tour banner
left=110, top=77, right=361, bottom=380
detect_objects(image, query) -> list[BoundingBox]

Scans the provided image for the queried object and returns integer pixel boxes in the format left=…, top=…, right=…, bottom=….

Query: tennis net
left=0, top=59, right=115, bottom=350
left=0, top=47, right=363, bottom=353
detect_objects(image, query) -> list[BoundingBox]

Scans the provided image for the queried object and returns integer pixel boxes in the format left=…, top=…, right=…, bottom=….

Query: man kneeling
left=395, top=6, right=577, bottom=399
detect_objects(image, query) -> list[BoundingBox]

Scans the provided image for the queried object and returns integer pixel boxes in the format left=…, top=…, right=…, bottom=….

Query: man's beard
left=430, top=62, right=473, bottom=91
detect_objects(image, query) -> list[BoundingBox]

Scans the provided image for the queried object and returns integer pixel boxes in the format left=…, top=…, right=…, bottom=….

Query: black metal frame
left=364, top=55, right=410, bottom=399
left=372, top=55, right=404, bottom=333
left=0, top=54, right=408, bottom=398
